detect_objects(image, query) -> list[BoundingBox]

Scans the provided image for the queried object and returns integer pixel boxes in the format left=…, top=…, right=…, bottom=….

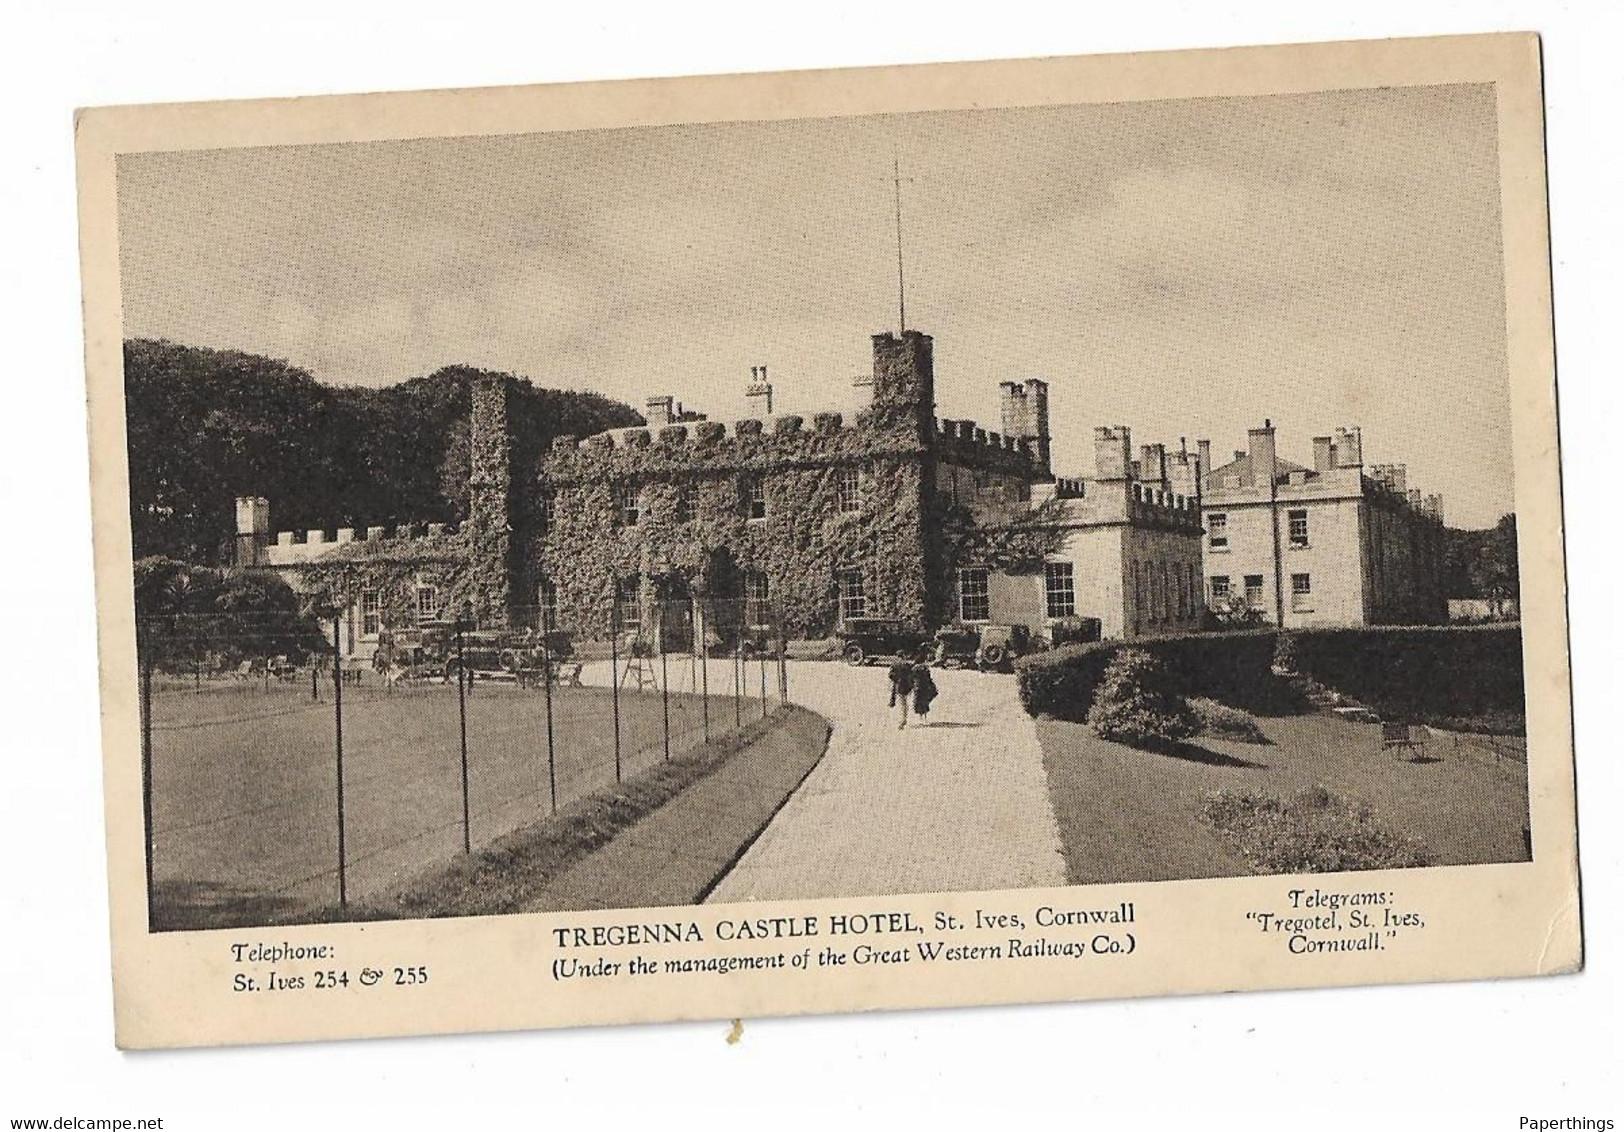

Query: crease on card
left=1535, top=890, right=1583, bottom=975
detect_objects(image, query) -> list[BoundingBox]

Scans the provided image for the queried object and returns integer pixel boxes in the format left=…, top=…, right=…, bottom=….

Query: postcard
left=76, top=30, right=1579, bottom=1048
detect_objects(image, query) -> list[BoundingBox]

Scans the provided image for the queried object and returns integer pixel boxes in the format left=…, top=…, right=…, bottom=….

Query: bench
left=1381, top=721, right=1427, bottom=760
left=515, top=660, right=585, bottom=690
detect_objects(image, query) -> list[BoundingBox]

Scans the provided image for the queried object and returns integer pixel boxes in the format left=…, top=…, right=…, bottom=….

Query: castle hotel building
left=234, top=330, right=1447, bottom=653
left=1198, top=421, right=1446, bottom=627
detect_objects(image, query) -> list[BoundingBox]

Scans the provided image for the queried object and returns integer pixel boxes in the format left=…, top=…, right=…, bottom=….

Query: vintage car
left=375, top=622, right=572, bottom=682
left=445, top=628, right=576, bottom=682
left=930, top=623, right=1034, bottom=671
left=733, top=622, right=780, bottom=660
left=372, top=620, right=455, bottom=680
left=838, top=617, right=935, bottom=666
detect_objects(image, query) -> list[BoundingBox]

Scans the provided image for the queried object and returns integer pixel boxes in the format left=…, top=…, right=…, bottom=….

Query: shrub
left=1189, top=697, right=1268, bottom=743
left=1288, top=624, right=1524, bottom=729
left=1085, top=649, right=1199, bottom=750
left=1015, top=628, right=1280, bottom=721
left=1272, top=631, right=1301, bottom=674
left=1015, top=624, right=1522, bottom=732
left=1200, top=786, right=1432, bottom=874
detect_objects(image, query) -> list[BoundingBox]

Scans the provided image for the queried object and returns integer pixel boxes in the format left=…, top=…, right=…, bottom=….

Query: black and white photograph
left=118, top=82, right=1532, bottom=933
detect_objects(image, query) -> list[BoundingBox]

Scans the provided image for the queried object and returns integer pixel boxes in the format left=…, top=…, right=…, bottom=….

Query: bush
left=1189, top=697, right=1268, bottom=743
left=1272, top=631, right=1301, bottom=673
left=1288, top=624, right=1524, bottom=728
left=1200, top=786, right=1432, bottom=874
left=1015, top=628, right=1280, bottom=721
left=1016, top=623, right=1523, bottom=732
left=1085, top=649, right=1199, bottom=750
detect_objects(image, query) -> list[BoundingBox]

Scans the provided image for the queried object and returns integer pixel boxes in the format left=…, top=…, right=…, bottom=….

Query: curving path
left=575, top=657, right=1067, bottom=900
left=713, top=660, right=1066, bottom=901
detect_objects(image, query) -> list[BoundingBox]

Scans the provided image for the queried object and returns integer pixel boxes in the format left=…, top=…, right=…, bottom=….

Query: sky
left=116, top=83, right=1514, bottom=527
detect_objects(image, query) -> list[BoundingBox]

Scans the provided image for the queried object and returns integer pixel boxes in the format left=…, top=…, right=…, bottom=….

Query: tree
left=1469, top=513, right=1520, bottom=616
left=123, top=340, right=643, bottom=563
left=133, top=556, right=327, bottom=669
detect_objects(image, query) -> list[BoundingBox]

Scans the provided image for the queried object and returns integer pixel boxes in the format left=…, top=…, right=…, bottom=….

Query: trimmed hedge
left=1015, top=629, right=1278, bottom=722
left=1015, top=623, right=1526, bottom=727
left=1287, top=624, right=1524, bottom=722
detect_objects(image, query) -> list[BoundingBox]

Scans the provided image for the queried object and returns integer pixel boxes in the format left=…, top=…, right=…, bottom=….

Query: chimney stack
left=1312, top=436, right=1335, bottom=472
left=999, top=378, right=1051, bottom=472
left=745, top=366, right=774, bottom=415
left=645, top=395, right=675, bottom=427
left=1334, top=426, right=1363, bottom=468
left=1138, top=443, right=1168, bottom=488
left=1246, top=421, right=1277, bottom=489
left=1093, top=426, right=1132, bottom=480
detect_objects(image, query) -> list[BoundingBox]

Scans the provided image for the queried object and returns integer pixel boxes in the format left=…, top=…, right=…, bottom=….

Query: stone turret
left=869, top=330, right=936, bottom=442
left=235, top=496, right=270, bottom=567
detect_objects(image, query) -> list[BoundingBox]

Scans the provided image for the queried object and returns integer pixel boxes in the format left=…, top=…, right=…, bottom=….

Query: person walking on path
left=911, top=661, right=938, bottom=723
left=887, top=658, right=915, bottom=729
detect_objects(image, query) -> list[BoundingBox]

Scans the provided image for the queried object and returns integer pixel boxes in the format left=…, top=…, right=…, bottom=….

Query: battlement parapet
left=264, top=519, right=464, bottom=564
left=547, top=407, right=929, bottom=484
left=931, top=415, right=1040, bottom=475
left=578, top=407, right=878, bottom=453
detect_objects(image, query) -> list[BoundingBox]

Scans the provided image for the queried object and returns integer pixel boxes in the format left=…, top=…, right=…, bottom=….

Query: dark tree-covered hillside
left=124, top=339, right=643, bottom=563
left=1442, top=513, right=1519, bottom=601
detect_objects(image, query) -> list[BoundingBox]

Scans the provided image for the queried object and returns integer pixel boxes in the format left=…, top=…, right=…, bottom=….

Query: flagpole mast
left=893, top=154, right=907, bottom=334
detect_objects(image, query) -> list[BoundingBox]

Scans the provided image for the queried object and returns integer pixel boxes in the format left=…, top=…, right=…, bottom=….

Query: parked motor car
left=734, top=622, right=779, bottom=660
left=929, top=625, right=984, bottom=668
left=972, top=624, right=1032, bottom=671
left=839, top=618, right=933, bottom=666
left=1048, top=617, right=1103, bottom=648
left=443, top=628, right=576, bottom=682
left=375, top=622, right=573, bottom=683
left=929, top=624, right=1034, bottom=671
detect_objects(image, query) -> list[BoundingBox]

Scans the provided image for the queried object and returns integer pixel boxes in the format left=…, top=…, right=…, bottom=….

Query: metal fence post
left=733, top=630, right=742, bottom=728
left=455, top=614, right=472, bottom=854
left=140, top=631, right=156, bottom=930
left=759, top=644, right=768, bottom=720
left=777, top=606, right=789, bottom=705
left=698, top=598, right=710, bottom=742
left=331, top=614, right=348, bottom=909
left=610, top=601, right=623, bottom=783
left=660, top=606, right=671, bottom=762
left=540, top=627, right=557, bottom=814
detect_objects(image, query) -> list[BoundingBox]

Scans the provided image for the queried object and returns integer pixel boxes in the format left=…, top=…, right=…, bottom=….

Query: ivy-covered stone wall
left=537, top=416, right=933, bottom=640
left=466, top=375, right=513, bottom=627
left=530, top=330, right=1073, bottom=640
left=287, top=532, right=471, bottom=628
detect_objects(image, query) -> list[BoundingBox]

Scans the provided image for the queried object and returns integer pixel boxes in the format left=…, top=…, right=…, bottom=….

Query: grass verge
left=360, top=704, right=828, bottom=919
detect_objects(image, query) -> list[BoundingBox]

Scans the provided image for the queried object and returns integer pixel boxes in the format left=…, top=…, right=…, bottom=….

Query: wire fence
left=137, top=599, right=789, bottom=931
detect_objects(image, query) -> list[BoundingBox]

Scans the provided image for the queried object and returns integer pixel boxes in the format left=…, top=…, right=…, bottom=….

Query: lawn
left=1035, top=711, right=1531, bottom=885
left=145, top=672, right=772, bottom=930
